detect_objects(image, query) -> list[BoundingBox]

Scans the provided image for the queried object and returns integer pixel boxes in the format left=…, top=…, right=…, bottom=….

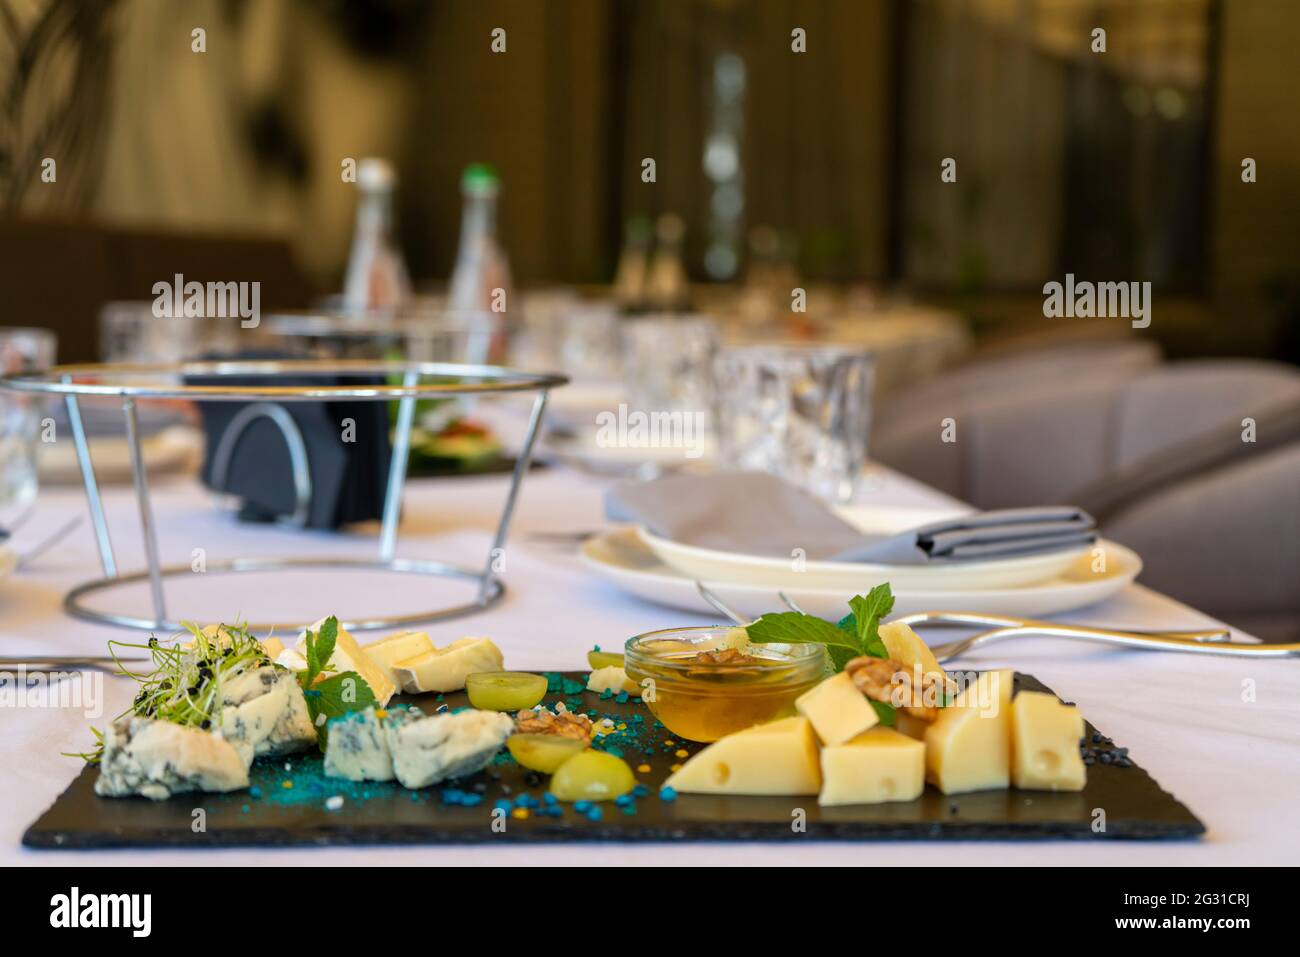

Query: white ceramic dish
left=38, top=426, right=200, bottom=485
left=581, top=527, right=1141, bottom=620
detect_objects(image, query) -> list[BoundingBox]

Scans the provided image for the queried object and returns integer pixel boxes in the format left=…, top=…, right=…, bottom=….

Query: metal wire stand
left=0, top=358, right=566, bottom=633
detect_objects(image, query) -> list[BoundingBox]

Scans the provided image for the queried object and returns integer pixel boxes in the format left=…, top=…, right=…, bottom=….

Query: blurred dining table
left=0, top=403, right=1296, bottom=865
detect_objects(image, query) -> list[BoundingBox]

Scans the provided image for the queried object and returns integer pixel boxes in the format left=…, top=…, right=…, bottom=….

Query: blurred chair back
left=0, top=218, right=316, bottom=362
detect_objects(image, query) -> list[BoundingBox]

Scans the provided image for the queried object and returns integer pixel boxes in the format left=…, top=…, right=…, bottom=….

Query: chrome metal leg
left=122, top=398, right=166, bottom=625
left=63, top=386, right=116, bottom=577
left=479, top=390, right=549, bottom=600
left=379, top=370, right=418, bottom=562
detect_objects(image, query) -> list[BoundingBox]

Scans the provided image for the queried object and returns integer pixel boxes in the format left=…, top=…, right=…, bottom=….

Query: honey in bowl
left=624, top=626, right=825, bottom=742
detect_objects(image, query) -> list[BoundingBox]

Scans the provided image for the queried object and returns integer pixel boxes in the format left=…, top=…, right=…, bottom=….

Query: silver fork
left=0, top=655, right=150, bottom=674
left=694, top=582, right=1299, bottom=661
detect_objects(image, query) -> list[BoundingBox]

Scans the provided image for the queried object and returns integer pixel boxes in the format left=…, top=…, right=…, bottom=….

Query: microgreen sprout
left=68, top=620, right=274, bottom=763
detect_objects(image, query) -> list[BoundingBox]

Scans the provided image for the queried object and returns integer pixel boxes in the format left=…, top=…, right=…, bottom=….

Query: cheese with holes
left=323, top=706, right=394, bottom=782
left=1011, top=691, right=1086, bottom=791
left=819, top=727, right=925, bottom=805
left=662, top=716, right=821, bottom=796
left=362, top=631, right=436, bottom=691
left=924, top=669, right=1013, bottom=794
left=795, top=671, right=878, bottom=746
left=384, top=707, right=513, bottom=788
left=219, top=665, right=316, bottom=762
left=95, top=717, right=249, bottom=800
left=294, top=618, right=396, bottom=706
left=393, top=637, right=504, bottom=694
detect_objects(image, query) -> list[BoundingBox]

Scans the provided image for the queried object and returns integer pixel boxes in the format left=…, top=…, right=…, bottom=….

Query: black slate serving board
left=24, top=673, right=1203, bottom=848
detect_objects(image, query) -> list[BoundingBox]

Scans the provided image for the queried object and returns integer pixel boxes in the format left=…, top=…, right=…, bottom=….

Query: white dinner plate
left=581, top=527, right=1141, bottom=620
left=540, top=428, right=715, bottom=475
left=637, top=499, right=1089, bottom=591
left=38, top=426, right=201, bottom=486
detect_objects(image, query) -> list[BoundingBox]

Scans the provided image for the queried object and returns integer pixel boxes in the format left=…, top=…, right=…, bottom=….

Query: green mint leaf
left=315, top=616, right=339, bottom=673
left=302, top=628, right=321, bottom=684
left=825, top=644, right=861, bottom=673
left=848, top=584, right=894, bottom=659
left=303, top=670, right=376, bottom=749
left=310, top=670, right=375, bottom=717
left=747, top=612, right=863, bottom=653
left=869, top=699, right=897, bottom=726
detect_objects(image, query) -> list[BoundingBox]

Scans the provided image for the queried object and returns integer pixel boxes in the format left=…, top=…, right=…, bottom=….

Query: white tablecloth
left=2, top=457, right=1297, bottom=865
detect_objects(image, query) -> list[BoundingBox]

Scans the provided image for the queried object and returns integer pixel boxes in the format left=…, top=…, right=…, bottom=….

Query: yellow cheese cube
left=1011, top=691, right=1087, bottom=791
left=363, top=631, right=436, bottom=691
left=260, top=637, right=285, bottom=659
left=663, top=716, right=821, bottom=796
left=295, top=618, right=396, bottom=706
left=795, top=671, right=879, bottom=746
left=393, top=637, right=504, bottom=694
left=924, top=669, right=1012, bottom=794
left=819, top=727, right=925, bottom=805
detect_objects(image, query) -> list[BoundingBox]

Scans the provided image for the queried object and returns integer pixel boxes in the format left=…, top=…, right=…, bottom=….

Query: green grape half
left=465, top=672, right=548, bottom=711
left=549, top=750, right=637, bottom=802
left=506, top=733, right=586, bottom=774
left=587, top=650, right=625, bottom=670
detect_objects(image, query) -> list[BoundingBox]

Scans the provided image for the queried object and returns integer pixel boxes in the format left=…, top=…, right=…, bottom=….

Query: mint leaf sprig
left=746, top=583, right=898, bottom=723
left=296, top=616, right=376, bottom=749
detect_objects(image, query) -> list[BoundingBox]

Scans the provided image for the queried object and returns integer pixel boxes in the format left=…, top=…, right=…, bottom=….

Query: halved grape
left=587, top=650, right=625, bottom=670
left=466, top=672, right=548, bottom=711
left=507, top=733, right=586, bottom=774
left=549, top=750, right=637, bottom=802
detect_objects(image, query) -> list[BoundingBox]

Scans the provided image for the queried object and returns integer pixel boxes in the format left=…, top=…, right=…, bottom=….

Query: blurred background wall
left=2, top=0, right=1298, bottom=361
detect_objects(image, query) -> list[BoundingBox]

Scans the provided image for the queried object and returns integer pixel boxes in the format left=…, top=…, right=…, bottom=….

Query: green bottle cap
left=461, top=162, right=500, bottom=196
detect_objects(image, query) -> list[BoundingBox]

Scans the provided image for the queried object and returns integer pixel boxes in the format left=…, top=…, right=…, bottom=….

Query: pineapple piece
left=879, top=621, right=947, bottom=685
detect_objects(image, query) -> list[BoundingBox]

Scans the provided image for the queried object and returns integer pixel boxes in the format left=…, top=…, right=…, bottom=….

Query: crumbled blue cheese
left=384, top=708, right=514, bottom=789
left=219, top=665, right=316, bottom=764
left=95, top=717, right=249, bottom=801
left=323, top=706, right=394, bottom=782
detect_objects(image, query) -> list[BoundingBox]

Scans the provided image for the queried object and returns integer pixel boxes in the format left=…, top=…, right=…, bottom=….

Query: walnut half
left=514, top=706, right=594, bottom=742
left=844, top=656, right=950, bottom=722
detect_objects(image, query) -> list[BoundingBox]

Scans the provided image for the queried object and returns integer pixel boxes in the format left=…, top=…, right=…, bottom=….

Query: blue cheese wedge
left=219, top=665, right=316, bottom=764
left=384, top=707, right=513, bottom=789
left=95, top=717, right=249, bottom=801
left=323, top=706, right=394, bottom=782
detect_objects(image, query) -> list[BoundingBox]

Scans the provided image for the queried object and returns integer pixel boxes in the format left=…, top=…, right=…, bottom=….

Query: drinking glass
left=622, top=315, right=720, bottom=418
left=712, top=343, right=873, bottom=502
left=0, top=327, right=57, bottom=525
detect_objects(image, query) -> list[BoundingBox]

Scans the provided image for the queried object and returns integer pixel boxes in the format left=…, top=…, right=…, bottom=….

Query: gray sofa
left=872, top=355, right=1300, bottom=641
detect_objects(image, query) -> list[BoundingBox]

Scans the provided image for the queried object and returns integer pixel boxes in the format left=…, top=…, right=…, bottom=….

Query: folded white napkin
left=606, top=472, right=1096, bottom=565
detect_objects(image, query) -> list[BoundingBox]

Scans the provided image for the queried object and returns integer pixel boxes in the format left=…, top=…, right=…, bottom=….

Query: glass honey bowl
left=624, top=626, right=826, bottom=743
